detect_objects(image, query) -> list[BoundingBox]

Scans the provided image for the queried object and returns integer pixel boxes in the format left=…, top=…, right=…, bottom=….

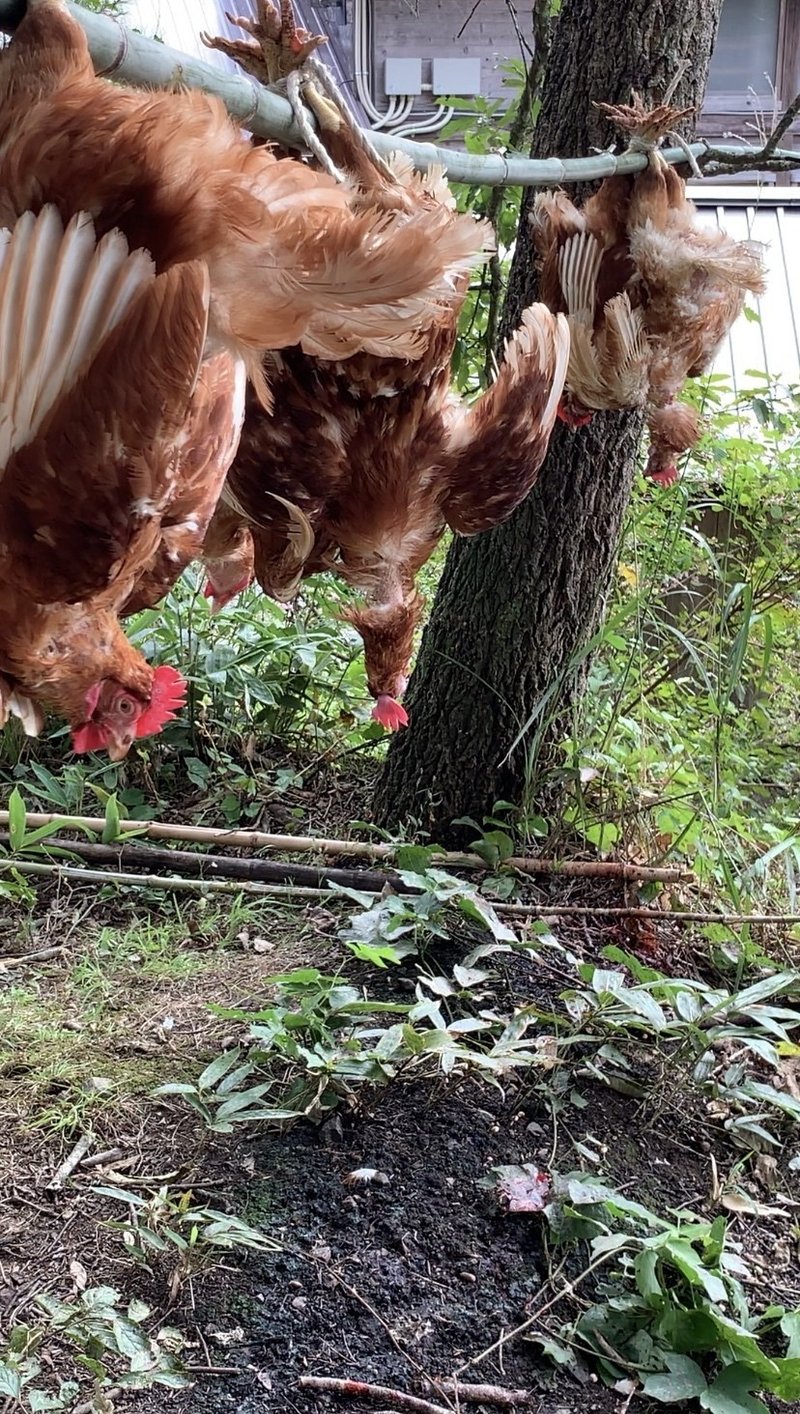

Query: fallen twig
left=297, top=1378, right=451, bottom=1414
left=0, top=811, right=692, bottom=883
left=46, top=1133, right=94, bottom=1191
left=79, top=1147, right=125, bottom=1170
left=427, top=1378, right=535, bottom=1406
left=0, top=945, right=64, bottom=969
left=455, top=1251, right=615, bottom=1377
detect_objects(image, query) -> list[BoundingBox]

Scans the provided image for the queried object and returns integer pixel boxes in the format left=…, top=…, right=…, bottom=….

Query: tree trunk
left=374, top=0, right=723, bottom=843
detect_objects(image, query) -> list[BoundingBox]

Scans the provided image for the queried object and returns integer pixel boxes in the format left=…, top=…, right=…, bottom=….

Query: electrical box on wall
left=431, top=57, right=481, bottom=96
left=384, top=57, right=423, bottom=95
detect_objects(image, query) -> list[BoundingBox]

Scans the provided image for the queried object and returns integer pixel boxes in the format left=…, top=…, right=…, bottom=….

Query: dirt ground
left=1, top=864, right=799, bottom=1414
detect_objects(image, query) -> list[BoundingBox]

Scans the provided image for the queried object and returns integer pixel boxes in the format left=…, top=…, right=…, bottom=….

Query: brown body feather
left=204, top=303, right=569, bottom=716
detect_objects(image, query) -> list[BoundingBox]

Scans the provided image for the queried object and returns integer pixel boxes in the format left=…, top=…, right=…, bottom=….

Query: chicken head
left=200, top=486, right=257, bottom=615
left=342, top=592, right=424, bottom=731
left=71, top=666, right=186, bottom=760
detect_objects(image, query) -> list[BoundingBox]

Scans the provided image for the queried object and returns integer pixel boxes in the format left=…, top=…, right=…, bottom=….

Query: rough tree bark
left=374, top=0, right=724, bottom=842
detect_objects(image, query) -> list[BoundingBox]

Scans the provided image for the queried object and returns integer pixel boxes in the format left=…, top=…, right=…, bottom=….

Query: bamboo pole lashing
left=0, top=811, right=692, bottom=884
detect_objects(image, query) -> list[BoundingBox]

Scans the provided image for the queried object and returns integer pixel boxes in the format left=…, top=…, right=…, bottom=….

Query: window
left=707, top=0, right=780, bottom=101
left=704, top=0, right=799, bottom=116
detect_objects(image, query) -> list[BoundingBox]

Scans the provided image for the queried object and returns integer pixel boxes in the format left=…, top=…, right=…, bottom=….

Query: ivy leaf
left=642, top=1354, right=708, bottom=1402
left=458, top=893, right=516, bottom=941
left=699, top=1364, right=768, bottom=1414
left=781, top=1312, right=800, bottom=1359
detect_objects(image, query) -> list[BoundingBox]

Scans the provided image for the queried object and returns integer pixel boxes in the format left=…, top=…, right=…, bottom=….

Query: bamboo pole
left=0, top=833, right=414, bottom=894
left=0, top=811, right=692, bottom=883
left=0, top=858, right=793, bottom=931
left=0, top=2, right=795, bottom=187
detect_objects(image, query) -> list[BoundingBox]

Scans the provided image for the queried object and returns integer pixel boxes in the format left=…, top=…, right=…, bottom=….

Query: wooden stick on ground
left=46, top=1133, right=94, bottom=1191
left=0, top=811, right=692, bottom=884
left=297, top=1378, right=451, bottom=1414
left=0, top=834, right=415, bottom=896
left=426, top=1379, right=536, bottom=1406
left=0, top=945, right=64, bottom=969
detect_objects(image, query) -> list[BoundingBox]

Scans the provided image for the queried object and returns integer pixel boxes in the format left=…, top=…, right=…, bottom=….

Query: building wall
left=371, top=0, right=520, bottom=105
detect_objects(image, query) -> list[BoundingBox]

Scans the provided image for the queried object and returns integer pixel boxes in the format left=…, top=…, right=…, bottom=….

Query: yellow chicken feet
left=594, top=91, right=695, bottom=152
left=201, top=0, right=326, bottom=85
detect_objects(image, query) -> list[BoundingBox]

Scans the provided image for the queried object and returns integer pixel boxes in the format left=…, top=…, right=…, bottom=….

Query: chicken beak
left=105, top=732, right=134, bottom=762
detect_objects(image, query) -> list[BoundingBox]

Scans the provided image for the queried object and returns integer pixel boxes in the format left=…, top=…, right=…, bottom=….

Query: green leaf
left=0, top=1365, right=21, bottom=1399
left=662, top=1238, right=728, bottom=1304
left=102, top=793, right=121, bottom=844
left=634, top=1247, right=663, bottom=1304
left=768, top=1359, right=800, bottom=1400
left=642, top=1354, right=708, bottom=1402
left=781, top=1311, right=800, bottom=1359
left=395, top=844, right=438, bottom=872
left=7, top=787, right=26, bottom=852
left=458, top=892, right=516, bottom=941
left=525, top=1332, right=581, bottom=1373
left=699, top=1364, right=768, bottom=1414
left=197, top=1050, right=242, bottom=1092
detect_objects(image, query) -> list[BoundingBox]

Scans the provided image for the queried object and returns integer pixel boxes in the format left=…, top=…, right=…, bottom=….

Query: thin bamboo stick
left=0, top=812, right=692, bottom=883
left=0, top=833, right=413, bottom=894
left=0, top=3, right=795, bottom=187
left=0, top=857, right=794, bottom=926
left=0, top=857, right=325, bottom=900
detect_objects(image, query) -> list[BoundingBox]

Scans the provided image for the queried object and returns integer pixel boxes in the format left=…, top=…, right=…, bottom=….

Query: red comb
left=136, top=665, right=187, bottom=738
left=648, top=464, right=679, bottom=487
left=372, top=695, right=409, bottom=731
left=72, top=721, right=108, bottom=755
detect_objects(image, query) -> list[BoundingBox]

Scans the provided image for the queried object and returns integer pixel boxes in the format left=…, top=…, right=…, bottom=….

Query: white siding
left=689, top=185, right=800, bottom=387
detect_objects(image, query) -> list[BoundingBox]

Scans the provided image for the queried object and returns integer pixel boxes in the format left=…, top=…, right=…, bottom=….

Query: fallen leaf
left=208, top=1327, right=245, bottom=1347
left=69, top=1259, right=88, bottom=1292
left=721, top=1191, right=790, bottom=1218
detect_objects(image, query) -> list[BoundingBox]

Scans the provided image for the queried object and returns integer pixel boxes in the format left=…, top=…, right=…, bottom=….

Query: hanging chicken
left=531, top=93, right=767, bottom=485
left=0, top=0, right=487, bottom=758
left=200, top=2, right=569, bottom=730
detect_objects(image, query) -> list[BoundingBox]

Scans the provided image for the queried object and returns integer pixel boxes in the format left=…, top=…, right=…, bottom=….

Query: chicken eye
left=117, top=698, right=135, bottom=717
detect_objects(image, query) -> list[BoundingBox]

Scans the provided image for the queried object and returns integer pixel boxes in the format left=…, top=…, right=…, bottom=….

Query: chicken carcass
left=200, top=4, right=568, bottom=729
left=532, top=93, right=766, bottom=485
left=0, top=0, right=486, bottom=756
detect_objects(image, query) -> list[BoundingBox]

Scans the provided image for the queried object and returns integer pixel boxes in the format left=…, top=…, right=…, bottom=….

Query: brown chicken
left=200, top=5, right=568, bottom=729
left=531, top=94, right=767, bottom=485
left=0, top=0, right=487, bottom=757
